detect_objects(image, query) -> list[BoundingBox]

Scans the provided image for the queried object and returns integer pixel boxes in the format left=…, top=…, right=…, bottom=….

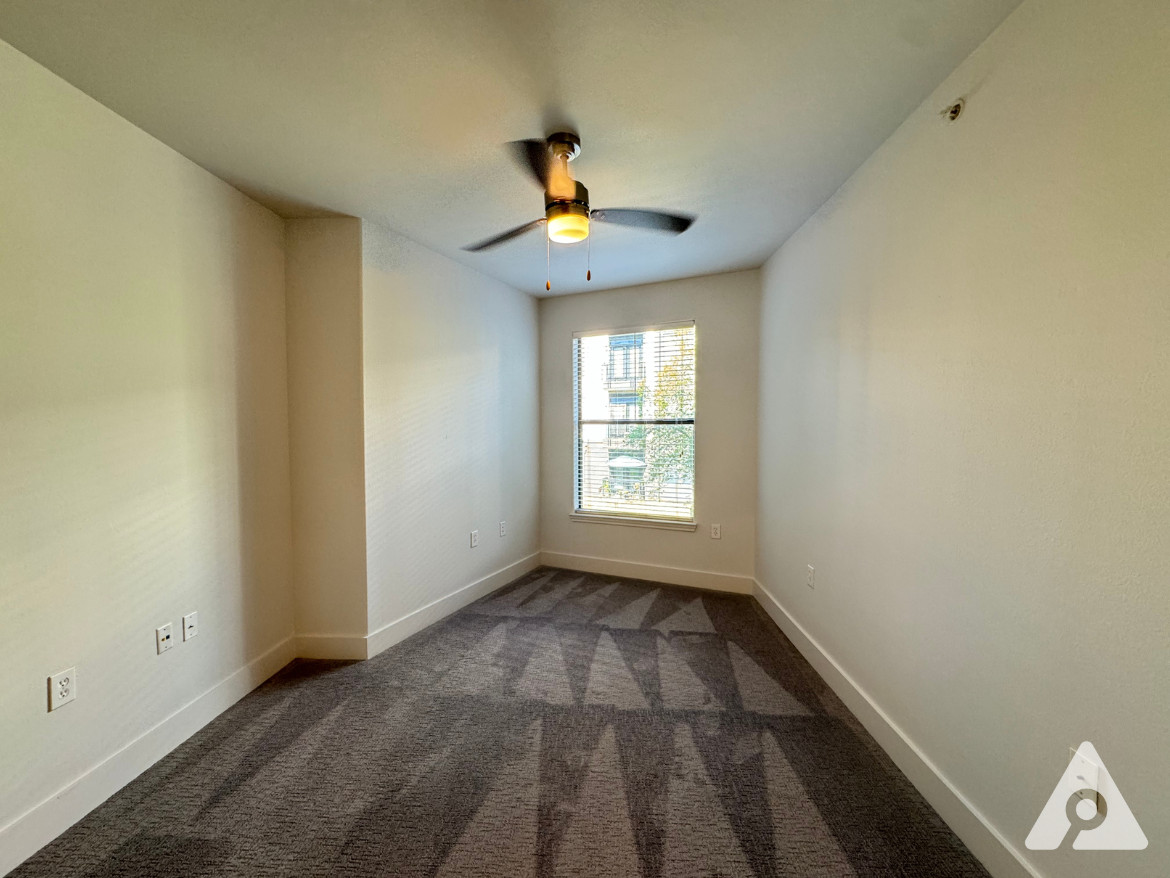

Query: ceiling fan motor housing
left=546, top=181, right=589, bottom=211
left=546, top=182, right=590, bottom=243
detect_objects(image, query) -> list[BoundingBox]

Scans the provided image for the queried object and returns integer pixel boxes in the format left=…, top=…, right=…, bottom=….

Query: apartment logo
left=1026, top=742, right=1147, bottom=850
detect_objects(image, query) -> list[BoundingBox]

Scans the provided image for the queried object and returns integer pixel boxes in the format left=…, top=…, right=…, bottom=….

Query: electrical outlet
left=156, top=623, right=174, bottom=654
left=48, top=667, right=77, bottom=711
left=807, top=565, right=815, bottom=589
left=710, top=523, right=721, bottom=540
left=182, top=611, right=198, bottom=641
left=470, top=530, right=479, bottom=548
left=499, top=521, right=506, bottom=538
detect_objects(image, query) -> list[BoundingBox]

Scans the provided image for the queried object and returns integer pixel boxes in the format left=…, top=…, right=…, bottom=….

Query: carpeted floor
left=13, top=567, right=989, bottom=877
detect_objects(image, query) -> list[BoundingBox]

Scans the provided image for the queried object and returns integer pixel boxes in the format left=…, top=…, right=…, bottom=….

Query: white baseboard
left=294, top=632, right=369, bottom=661
left=751, top=578, right=1042, bottom=878
left=0, top=636, right=297, bottom=878
left=365, top=552, right=542, bottom=659
left=540, top=551, right=754, bottom=594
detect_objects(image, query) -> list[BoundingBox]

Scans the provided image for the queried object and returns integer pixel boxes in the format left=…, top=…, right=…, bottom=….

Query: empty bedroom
left=0, top=1, right=1166, bottom=877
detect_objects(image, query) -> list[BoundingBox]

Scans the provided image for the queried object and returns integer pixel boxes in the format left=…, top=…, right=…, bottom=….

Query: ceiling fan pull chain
left=546, top=233, right=551, bottom=292
left=587, top=233, right=592, bottom=281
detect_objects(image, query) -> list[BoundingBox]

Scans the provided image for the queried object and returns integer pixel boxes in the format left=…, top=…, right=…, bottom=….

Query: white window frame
left=570, top=320, right=698, bottom=532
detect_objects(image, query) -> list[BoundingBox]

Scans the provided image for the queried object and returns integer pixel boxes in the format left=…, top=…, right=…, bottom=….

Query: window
left=573, top=322, right=696, bottom=522
left=608, top=391, right=642, bottom=415
left=607, top=391, right=642, bottom=439
left=606, top=334, right=643, bottom=383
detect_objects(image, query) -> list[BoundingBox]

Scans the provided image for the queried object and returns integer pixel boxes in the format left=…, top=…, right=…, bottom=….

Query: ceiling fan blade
left=590, top=209, right=695, bottom=234
left=463, top=218, right=546, bottom=252
left=507, top=139, right=551, bottom=190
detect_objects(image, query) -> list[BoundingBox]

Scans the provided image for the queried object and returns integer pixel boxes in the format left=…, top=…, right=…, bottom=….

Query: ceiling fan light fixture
left=546, top=202, right=589, bottom=244
left=462, top=133, right=695, bottom=260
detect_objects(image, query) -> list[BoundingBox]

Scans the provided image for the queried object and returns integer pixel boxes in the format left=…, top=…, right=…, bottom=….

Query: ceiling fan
left=463, top=132, right=695, bottom=289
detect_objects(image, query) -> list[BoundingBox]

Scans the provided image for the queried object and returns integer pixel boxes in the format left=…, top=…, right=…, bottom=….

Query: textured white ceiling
left=0, top=0, right=1020, bottom=296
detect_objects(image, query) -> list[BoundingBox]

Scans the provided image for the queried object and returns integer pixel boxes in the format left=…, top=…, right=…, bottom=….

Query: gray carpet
left=12, top=567, right=989, bottom=877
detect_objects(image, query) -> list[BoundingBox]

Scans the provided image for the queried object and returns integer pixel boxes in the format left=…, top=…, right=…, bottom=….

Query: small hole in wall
left=944, top=99, right=965, bottom=121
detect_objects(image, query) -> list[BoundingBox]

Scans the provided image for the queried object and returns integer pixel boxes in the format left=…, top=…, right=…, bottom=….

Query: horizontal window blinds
left=573, top=322, right=696, bottom=521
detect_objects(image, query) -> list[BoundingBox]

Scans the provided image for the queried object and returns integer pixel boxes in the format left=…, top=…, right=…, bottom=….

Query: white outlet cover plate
left=156, top=623, right=174, bottom=654
left=470, top=530, right=479, bottom=548
left=183, top=611, right=198, bottom=641
left=710, top=524, right=721, bottom=539
left=499, top=521, right=506, bottom=537
left=48, top=667, right=77, bottom=711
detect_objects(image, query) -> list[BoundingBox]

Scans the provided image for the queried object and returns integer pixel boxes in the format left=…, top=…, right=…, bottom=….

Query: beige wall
left=540, top=271, right=759, bottom=588
left=756, top=1, right=1170, bottom=876
left=0, top=37, right=292, bottom=838
left=284, top=218, right=369, bottom=646
left=362, top=223, right=540, bottom=635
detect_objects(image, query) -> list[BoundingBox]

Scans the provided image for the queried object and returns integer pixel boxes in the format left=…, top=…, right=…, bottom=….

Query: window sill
left=569, top=511, right=697, bottom=532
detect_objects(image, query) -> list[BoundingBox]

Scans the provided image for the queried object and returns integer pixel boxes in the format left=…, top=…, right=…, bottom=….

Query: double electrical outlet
left=47, top=667, right=77, bottom=712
